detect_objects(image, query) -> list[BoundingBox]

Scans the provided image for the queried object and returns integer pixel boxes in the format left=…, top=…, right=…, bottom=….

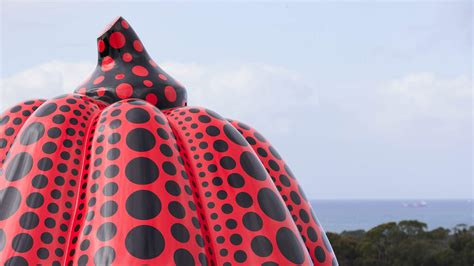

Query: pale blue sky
left=1, top=1, right=472, bottom=199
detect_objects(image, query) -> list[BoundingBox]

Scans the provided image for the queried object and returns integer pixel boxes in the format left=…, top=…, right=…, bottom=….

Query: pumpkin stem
left=96, top=16, right=151, bottom=63
left=75, top=17, right=187, bottom=110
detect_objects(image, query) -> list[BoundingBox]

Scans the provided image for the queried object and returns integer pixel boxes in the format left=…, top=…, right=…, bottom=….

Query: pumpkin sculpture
left=0, top=17, right=337, bottom=266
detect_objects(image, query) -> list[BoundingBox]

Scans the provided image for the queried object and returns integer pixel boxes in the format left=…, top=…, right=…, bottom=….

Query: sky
left=0, top=1, right=472, bottom=199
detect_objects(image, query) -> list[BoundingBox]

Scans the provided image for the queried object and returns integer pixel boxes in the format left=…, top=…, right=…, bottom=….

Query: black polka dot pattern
left=0, top=95, right=106, bottom=265
left=74, top=17, right=187, bottom=110
left=70, top=101, right=207, bottom=265
left=0, top=99, right=44, bottom=165
left=0, top=17, right=336, bottom=266
left=230, top=119, right=337, bottom=264
left=162, top=106, right=319, bottom=265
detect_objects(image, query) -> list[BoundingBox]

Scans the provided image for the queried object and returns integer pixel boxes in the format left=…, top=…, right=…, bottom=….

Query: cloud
left=162, top=62, right=318, bottom=133
left=2, top=60, right=470, bottom=142
left=374, top=72, right=472, bottom=136
left=0, top=61, right=317, bottom=134
left=0, top=60, right=93, bottom=110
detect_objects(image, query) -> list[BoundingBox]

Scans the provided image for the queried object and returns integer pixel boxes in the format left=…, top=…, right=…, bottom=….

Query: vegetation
left=327, top=220, right=474, bottom=266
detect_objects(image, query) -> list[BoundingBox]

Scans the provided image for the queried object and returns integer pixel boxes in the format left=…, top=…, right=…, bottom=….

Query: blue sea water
left=310, top=199, right=473, bottom=233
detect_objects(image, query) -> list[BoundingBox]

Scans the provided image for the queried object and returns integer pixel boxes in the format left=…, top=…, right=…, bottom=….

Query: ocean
left=310, top=199, right=473, bottom=233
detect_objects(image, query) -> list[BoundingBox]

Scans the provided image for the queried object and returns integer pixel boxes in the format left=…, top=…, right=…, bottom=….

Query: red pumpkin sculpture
left=0, top=17, right=337, bottom=266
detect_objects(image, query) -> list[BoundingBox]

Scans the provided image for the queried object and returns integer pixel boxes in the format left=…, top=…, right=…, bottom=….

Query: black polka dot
left=227, top=173, right=245, bottom=188
left=126, top=128, right=156, bottom=151
left=5, top=152, right=33, bottom=181
left=279, top=175, right=291, bottom=187
left=111, top=109, right=121, bottom=117
left=276, top=227, right=306, bottom=264
left=37, top=247, right=49, bottom=259
left=55, top=248, right=63, bottom=257
left=31, top=174, right=48, bottom=189
left=262, top=262, right=278, bottom=266
left=4, top=256, right=28, bottom=266
left=168, top=201, right=186, bottom=219
left=174, top=248, right=195, bottom=266
left=299, top=209, right=310, bottom=223
left=41, top=232, right=53, bottom=243
left=19, top=212, right=39, bottom=229
left=165, top=180, right=181, bottom=196
left=12, top=233, right=33, bottom=252
left=37, top=157, right=53, bottom=171
left=103, top=182, right=118, bottom=196
left=171, top=223, right=190, bottom=243
left=268, top=160, right=280, bottom=171
left=225, top=218, right=237, bottom=229
left=258, top=188, right=286, bottom=221
left=47, top=203, right=59, bottom=213
left=234, top=250, right=247, bottom=263
left=80, top=240, right=90, bottom=251
left=236, top=192, right=253, bottom=208
left=125, top=157, right=159, bottom=184
left=245, top=136, right=256, bottom=145
left=230, top=234, right=242, bottom=245
left=213, top=140, right=228, bottom=152
left=251, top=236, right=273, bottom=257
left=107, top=148, right=120, bottom=160
left=0, top=187, right=22, bottom=220
left=242, top=212, right=263, bottom=231
left=0, top=138, right=6, bottom=148
left=314, top=246, right=326, bottom=262
left=257, top=147, right=268, bottom=157
left=222, top=204, right=233, bottom=214
left=196, top=235, right=204, bottom=247
left=220, top=156, right=236, bottom=170
left=35, top=103, right=57, bottom=117
left=154, top=115, right=166, bottom=125
left=206, top=109, right=223, bottom=120
left=0, top=116, right=9, bottom=125
left=104, top=165, right=119, bottom=178
left=240, top=151, right=267, bottom=180
left=109, top=119, right=121, bottom=129
left=52, top=114, right=65, bottom=124
left=100, top=201, right=118, bottom=217
left=0, top=229, right=5, bottom=251
left=108, top=133, right=121, bottom=144
left=199, top=253, right=207, bottom=266
left=290, top=191, right=301, bottom=205
left=96, top=222, right=117, bottom=241
left=82, top=225, right=92, bottom=235
left=206, top=125, right=220, bottom=136
left=269, top=146, right=282, bottom=159
left=307, top=227, right=318, bottom=242
left=20, top=122, right=44, bottom=145
left=47, top=127, right=61, bottom=138
left=78, top=255, right=89, bottom=265
left=224, top=124, right=248, bottom=146
left=198, top=115, right=211, bottom=123
left=157, top=128, right=169, bottom=140
left=126, top=108, right=150, bottom=123
left=94, top=246, right=116, bottom=266
left=162, top=161, right=177, bottom=175
left=126, top=190, right=161, bottom=220
left=42, top=142, right=57, bottom=154
left=125, top=225, right=165, bottom=259
left=160, top=144, right=173, bottom=157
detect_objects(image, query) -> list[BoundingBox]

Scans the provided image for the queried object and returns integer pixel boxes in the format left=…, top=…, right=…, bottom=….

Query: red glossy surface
left=0, top=17, right=337, bottom=266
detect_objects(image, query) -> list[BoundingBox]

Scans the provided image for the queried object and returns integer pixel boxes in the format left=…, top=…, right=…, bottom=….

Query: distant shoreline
left=327, top=220, right=473, bottom=265
left=310, top=198, right=472, bottom=201
left=309, top=199, right=473, bottom=233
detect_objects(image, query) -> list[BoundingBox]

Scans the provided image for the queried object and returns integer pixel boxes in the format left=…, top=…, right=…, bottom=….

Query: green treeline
left=327, top=220, right=474, bottom=266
